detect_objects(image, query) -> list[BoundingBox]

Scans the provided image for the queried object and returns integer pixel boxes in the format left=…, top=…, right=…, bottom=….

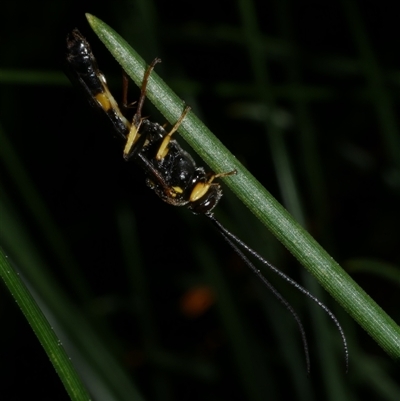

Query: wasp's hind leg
left=123, top=58, right=162, bottom=160
left=121, top=70, right=137, bottom=111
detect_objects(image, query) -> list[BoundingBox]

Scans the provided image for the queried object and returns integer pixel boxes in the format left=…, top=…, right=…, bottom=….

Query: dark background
left=1, top=1, right=399, bottom=400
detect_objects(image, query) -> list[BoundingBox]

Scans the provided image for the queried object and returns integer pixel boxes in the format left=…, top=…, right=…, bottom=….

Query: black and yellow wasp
left=66, top=29, right=348, bottom=373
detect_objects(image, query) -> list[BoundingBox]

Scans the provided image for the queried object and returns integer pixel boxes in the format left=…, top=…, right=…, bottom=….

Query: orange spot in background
left=180, top=286, right=216, bottom=318
left=124, top=348, right=145, bottom=368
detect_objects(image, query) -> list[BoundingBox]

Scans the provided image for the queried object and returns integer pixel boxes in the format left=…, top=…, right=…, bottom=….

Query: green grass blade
left=0, top=185, right=146, bottom=401
left=86, top=14, right=400, bottom=361
left=0, top=248, right=91, bottom=401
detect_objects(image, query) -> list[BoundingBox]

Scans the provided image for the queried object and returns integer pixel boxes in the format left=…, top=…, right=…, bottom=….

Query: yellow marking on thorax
left=172, top=186, right=183, bottom=194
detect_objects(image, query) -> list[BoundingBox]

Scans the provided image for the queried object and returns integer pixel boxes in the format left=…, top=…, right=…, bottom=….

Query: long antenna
left=206, top=212, right=349, bottom=373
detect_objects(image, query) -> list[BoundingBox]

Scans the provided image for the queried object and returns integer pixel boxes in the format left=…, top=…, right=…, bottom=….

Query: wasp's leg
left=121, top=70, right=137, bottom=110
left=134, top=146, right=179, bottom=199
left=134, top=58, right=162, bottom=125
left=123, top=58, right=162, bottom=158
left=190, top=170, right=237, bottom=202
left=123, top=118, right=144, bottom=160
left=156, top=106, right=191, bottom=160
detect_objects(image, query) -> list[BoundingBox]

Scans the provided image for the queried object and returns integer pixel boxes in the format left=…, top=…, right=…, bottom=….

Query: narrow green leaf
left=0, top=248, right=91, bottom=401
left=86, top=14, right=400, bottom=360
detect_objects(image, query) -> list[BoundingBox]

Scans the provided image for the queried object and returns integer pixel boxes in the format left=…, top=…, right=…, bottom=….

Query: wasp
left=66, top=29, right=348, bottom=373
